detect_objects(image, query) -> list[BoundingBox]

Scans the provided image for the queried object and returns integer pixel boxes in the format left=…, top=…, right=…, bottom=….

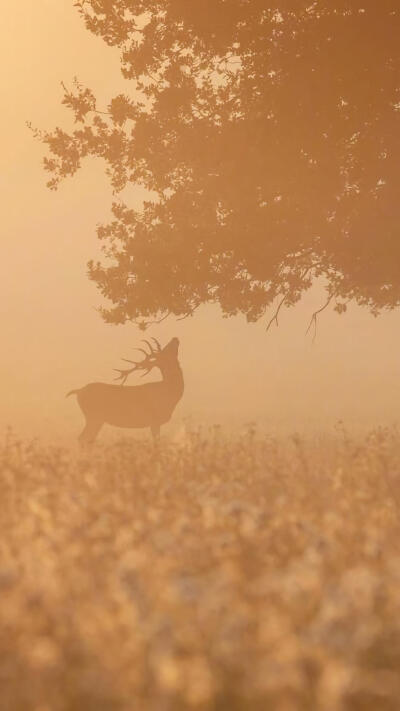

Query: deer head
left=114, top=337, right=180, bottom=385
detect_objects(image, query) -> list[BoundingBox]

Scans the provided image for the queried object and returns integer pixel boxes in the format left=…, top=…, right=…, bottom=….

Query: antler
left=114, top=339, right=160, bottom=385
left=151, top=337, right=162, bottom=352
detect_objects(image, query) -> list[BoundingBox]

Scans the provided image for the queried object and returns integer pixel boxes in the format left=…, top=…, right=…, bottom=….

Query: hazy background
left=2, top=1, right=399, bottom=439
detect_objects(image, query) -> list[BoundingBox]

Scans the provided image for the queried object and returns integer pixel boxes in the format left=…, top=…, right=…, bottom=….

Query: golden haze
left=1, top=2, right=399, bottom=438
left=1, top=5, right=400, bottom=710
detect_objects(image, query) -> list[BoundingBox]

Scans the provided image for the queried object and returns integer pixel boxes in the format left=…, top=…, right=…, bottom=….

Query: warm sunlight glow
left=2, top=2, right=400, bottom=708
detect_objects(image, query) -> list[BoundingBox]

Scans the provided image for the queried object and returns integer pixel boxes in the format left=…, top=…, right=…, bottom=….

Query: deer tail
left=66, top=389, right=80, bottom=398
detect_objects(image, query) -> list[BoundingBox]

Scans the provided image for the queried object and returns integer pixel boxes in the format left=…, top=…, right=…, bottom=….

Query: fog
left=2, top=1, right=399, bottom=440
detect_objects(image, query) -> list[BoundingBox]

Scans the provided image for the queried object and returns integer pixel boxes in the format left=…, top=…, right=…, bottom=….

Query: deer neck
left=159, top=362, right=184, bottom=401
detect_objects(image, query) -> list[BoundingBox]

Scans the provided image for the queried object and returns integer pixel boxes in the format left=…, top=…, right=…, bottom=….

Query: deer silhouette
left=67, top=337, right=184, bottom=444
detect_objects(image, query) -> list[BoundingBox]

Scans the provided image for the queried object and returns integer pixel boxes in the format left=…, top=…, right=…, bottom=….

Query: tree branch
left=305, top=294, right=334, bottom=343
left=145, top=311, right=171, bottom=326
left=130, top=312, right=171, bottom=331
left=177, top=305, right=200, bottom=321
left=266, top=296, right=286, bottom=332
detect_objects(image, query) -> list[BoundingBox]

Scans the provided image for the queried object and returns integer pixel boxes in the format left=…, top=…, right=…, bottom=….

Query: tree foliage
left=35, top=1, right=400, bottom=326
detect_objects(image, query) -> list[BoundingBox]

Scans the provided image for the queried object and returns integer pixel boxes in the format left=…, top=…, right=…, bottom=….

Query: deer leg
left=150, top=424, right=161, bottom=441
left=79, top=419, right=103, bottom=446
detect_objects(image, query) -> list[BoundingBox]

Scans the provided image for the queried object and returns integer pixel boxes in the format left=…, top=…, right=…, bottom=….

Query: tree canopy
left=34, top=1, right=400, bottom=328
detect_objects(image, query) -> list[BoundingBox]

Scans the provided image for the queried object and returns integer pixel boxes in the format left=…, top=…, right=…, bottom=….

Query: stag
left=67, top=337, right=184, bottom=444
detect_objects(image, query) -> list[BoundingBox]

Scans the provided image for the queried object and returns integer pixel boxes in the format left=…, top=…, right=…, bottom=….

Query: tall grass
left=1, top=425, right=400, bottom=710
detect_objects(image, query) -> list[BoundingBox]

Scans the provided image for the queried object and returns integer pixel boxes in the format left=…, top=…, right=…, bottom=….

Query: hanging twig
left=177, top=311, right=194, bottom=322
left=305, top=294, right=334, bottom=343
left=145, top=312, right=171, bottom=327
left=129, top=312, right=171, bottom=331
left=177, top=304, right=200, bottom=321
left=266, top=296, right=286, bottom=332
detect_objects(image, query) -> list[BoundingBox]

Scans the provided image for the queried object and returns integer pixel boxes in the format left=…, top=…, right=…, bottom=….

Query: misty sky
left=2, top=1, right=400, bottom=439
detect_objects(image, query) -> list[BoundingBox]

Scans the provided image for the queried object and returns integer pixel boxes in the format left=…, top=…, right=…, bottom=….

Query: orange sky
left=2, top=1, right=400, bottom=440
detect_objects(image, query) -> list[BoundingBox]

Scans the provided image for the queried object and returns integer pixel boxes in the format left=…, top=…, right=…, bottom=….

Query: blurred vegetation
left=1, top=425, right=400, bottom=709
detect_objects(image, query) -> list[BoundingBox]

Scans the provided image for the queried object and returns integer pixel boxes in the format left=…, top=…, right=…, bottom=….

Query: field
left=1, top=425, right=400, bottom=710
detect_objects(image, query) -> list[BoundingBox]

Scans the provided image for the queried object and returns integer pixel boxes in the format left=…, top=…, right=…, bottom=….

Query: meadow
left=1, top=424, right=400, bottom=710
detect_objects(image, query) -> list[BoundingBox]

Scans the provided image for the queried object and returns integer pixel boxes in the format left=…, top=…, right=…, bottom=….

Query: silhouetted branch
left=177, top=312, right=194, bottom=321
left=175, top=303, right=201, bottom=321
left=266, top=296, right=286, bottom=332
left=61, top=80, right=111, bottom=118
left=305, top=294, right=334, bottom=343
left=128, top=314, right=165, bottom=331
left=141, top=312, right=171, bottom=328
left=125, top=311, right=172, bottom=331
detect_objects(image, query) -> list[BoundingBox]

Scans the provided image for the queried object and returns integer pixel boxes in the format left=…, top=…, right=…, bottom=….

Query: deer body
left=67, top=337, right=183, bottom=444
